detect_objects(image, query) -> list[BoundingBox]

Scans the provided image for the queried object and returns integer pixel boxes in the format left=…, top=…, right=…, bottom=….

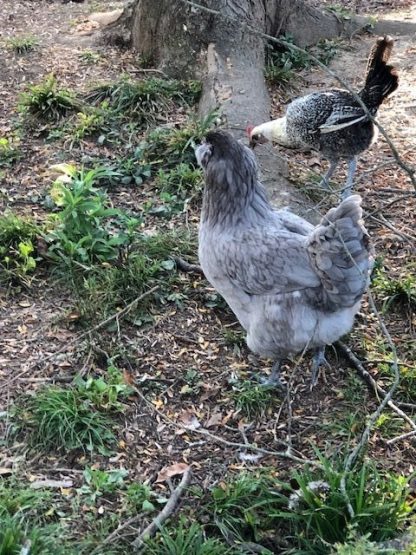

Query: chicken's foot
left=341, top=157, right=357, bottom=199
left=259, top=360, right=285, bottom=389
left=310, top=346, right=331, bottom=390
left=319, top=160, right=338, bottom=189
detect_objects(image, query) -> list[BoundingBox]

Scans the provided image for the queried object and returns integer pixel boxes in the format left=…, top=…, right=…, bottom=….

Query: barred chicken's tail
left=308, top=195, right=373, bottom=310
left=360, top=36, right=399, bottom=110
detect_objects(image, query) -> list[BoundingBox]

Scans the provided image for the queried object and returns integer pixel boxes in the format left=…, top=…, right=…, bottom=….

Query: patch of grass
left=71, top=229, right=195, bottom=325
left=155, top=162, right=203, bottom=200
left=374, top=413, right=405, bottom=439
left=7, top=35, right=38, bottom=54
left=0, top=211, right=39, bottom=286
left=67, top=107, right=108, bottom=146
left=265, top=34, right=341, bottom=86
left=372, top=267, right=416, bottom=312
left=325, top=4, right=353, bottom=20
left=78, top=467, right=129, bottom=503
left=16, top=385, right=117, bottom=454
left=19, top=74, right=79, bottom=122
left=79, top=50, right=102, bottom=64
left=210, top=454, right=414, bottom=553
left=0, top=137, right=21, bottom=167
left=84, top=76, right=201, bottom=125
left=141, top=111, right=218, bottom=171
left=0, top=479, right=65, bottom=555
left=144, top=520, right=233, bottom=555
left=222, top=328, right=245, bottom=356
left=232, top=380, right=277, bottom=419
left=106, top=146, right=153, bottom=187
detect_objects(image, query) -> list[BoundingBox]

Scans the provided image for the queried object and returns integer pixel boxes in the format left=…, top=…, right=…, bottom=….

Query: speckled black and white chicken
left=249, top=36, right=399, bottom=198
left=196, top=131, right=373, bottom=387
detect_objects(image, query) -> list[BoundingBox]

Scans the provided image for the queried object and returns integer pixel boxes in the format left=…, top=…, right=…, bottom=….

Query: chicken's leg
left=310, top=346, right=331, bottom=390
left=319, top=160, right=338, bottom=189
left=260, top=360, right=285, bottom=388
left=341, top=157, right=357, bottom=199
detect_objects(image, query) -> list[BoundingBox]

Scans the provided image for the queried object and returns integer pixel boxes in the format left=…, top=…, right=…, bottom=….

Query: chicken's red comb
left=246, top=124, right=255, bottom=137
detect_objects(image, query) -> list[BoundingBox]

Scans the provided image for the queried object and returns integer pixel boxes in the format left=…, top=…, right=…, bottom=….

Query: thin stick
left=182, top=0, right=416, bottom=190
left=133, top=386, right=319, bottom=467
left=91, top=513, right=145, bottom=555
left=387, top=429, right=416, bottom=446
left=0, top=286, right=159, bottom=390
left=132, top=467, right=192, bottom=551
left=340, top=291, right=400, bottom=518
left=336, top=341, right=416, bottom=410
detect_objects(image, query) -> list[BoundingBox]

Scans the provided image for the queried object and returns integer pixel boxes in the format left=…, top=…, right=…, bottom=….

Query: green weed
left=372, top=268, right=416, bottom=312
left=84, top=76, right=201, bottom=125
left=19, top=74, right=79, bottom=122
left=73, top=365, right=134, bottom=411
left=0, top=211, right=39, bottom=286
left=17, top=385, right=117, bottom=454
left=144, top=520, right=233, bottom=555
left=0, top=137, right=21, bottom=167
left=7, top=35, right=38, bottom=54
left=45, top=164, right=138, bottom=265
left=211, top=455, right=414, bottom=553
left=79, top=50, right=102, bottom=64
left=78, top=467, right=129, bottom=503
left=155, top=162, right=203, bottom=200
left=141, top=111, right=217, bottom=170
left=232, top=380, right=277, bottom=419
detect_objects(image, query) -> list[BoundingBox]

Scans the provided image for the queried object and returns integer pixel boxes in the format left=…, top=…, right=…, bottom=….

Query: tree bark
left=101, top=0, right=362, bottom=214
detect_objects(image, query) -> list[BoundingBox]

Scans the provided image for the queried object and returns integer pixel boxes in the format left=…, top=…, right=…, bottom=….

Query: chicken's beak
left=249, top=133, right=268, bottom=149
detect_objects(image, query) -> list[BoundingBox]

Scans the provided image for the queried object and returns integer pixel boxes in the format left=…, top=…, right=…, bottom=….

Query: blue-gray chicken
left=197, top=131, right=373, bottom=387
left=249, top=36, right=399, bottom=198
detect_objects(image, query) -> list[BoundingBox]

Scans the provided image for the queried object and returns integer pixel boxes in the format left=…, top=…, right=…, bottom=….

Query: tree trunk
left=102, top=0, right=361, bottom=214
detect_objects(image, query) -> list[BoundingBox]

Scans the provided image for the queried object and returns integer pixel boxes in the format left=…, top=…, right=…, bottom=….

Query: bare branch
left=132, top=467, right=192, bottom=551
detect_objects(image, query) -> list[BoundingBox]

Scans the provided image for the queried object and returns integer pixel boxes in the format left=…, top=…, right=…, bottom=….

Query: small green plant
left=124, top=482, right=156, bottom=513
left=71, top=229, right=195, bottom=324
left=79, top=50, right=102, bottom=64
left=0, top=479, right=65, bottom=555
left=7, top=35, right=38, bottom=54
left=211, top=456, right=414, bottom=553
left=78, top=467, right=129, bottom=503
left=372, top=268, right=416, bottom=312
left=141, top=111, right=218, bottom=170
left=85, top=77, right=201, bottom=125
left=155, top=163, right=202, bottom=199
left=222, top=328, right=245, bottom=356
left=232, top=380, right=277, bottom=419
left=68, top=108, right=107, bottom=145
left=19, top=74, right=79, bottom=122
left=45, top=163, right=138, bottom=265
left=0, top=137, right=21, bottom=167
left=0, top=211, right=39, bottom=285
left=74, top=365, right=133, bottom=411
left=374, top=413, right=405, bottom=439
left=265, top=34, right=340, bottom=86
left=144, top=520, right=233, bottom=555
left=107, top=146, right=153, bottom=186
left=180, top=368, right=204, bottom=395
left=326, top=4, right=353, bottom=20
left=18, top=385, right=117, bottom=454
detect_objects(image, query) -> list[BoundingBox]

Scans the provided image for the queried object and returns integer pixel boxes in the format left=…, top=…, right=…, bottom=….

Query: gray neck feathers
left=201, top=149, right=271, bottom=228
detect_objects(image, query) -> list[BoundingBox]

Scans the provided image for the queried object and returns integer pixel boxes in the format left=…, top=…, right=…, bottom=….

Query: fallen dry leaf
left=155, top=462, right=190, bottom=483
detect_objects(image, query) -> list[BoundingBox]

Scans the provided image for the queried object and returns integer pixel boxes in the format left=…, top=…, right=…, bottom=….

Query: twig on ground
left=173, top=256, right=203, bottom=274
left=91, top=513, right=145, bottom=555
left=132, top=467, right=192, bottom=551
left=336, top=341, right=416, bottom=411
left=0, top=286, right=159, bottom=390
left=133, top=386, right=319, bottom=467
left=340, top=291, right=400, bottom=518
left=387, top=429, right=416, bottom=446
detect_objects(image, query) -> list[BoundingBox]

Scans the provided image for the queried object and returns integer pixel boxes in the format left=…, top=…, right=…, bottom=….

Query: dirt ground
left=0, top=0, right=415, bottom=551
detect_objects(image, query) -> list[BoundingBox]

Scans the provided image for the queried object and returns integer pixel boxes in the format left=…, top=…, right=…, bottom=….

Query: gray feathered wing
left=220, top=228, right=321, bottom=296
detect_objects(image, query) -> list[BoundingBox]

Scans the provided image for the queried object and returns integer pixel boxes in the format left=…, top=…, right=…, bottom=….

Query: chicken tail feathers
left=361, top=36, right=399, bottom=109
left=308, top=195, right=373, bottom=310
